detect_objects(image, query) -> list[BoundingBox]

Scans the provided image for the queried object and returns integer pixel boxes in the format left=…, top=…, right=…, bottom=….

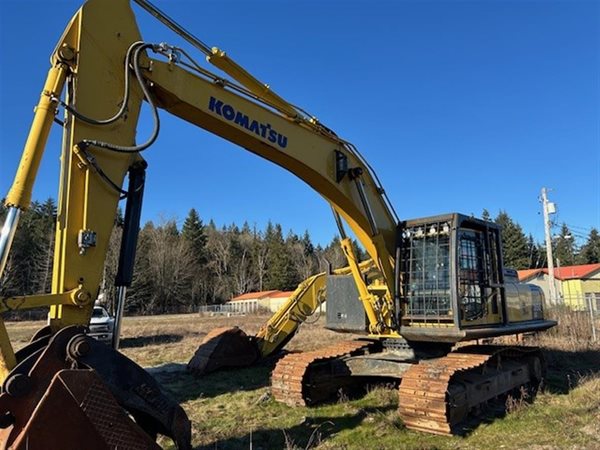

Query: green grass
left=154, top=360, right=600, bottom=450
left=5, top=313, right=600, bottom=449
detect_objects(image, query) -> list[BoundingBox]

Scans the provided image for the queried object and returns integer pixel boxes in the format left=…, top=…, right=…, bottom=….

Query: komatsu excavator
left=0, top=0, right=556, bottom=448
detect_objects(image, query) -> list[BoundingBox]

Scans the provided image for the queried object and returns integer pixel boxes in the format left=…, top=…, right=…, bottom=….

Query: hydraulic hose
left=55, top=42, right=144, bottom=126
left=77, top=43, right=161, bottom=154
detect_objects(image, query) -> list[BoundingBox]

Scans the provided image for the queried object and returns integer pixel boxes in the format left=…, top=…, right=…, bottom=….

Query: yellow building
left=227, top=290, right=279, bottom=313
left=227, top=290, right=299, bottom=313
left=518, top=263, right=600, bottom=310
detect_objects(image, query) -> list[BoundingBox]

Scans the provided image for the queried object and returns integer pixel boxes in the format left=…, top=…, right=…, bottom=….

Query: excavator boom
left=0, top=0, right=399, bottom=446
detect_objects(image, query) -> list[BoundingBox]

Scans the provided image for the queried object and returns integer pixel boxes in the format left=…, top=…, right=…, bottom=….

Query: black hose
left=58, top=42, right=144, bottom=126
left=78, top=43, right=161, bottom=153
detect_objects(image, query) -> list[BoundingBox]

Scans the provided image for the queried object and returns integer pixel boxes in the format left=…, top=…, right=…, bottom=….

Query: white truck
left=88, top=305, right=115, bottom=344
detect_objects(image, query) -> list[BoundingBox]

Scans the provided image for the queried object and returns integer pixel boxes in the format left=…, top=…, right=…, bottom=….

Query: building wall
left=268, top=297, right=288, bottom=312
left=257, top=295, right=328, bottom=313
left=258, top=298, right=272, bottom=311
left=523, top=275, right=562, bottom=306
left=229, top=299, right=258, bottom=313
left=562, top=279, right=585, bottom=309
left=581, top=279, right=600, bottom=312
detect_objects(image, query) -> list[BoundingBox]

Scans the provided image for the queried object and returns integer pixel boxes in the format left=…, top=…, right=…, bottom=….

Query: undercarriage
left=271, top=338, right=545, bottom=435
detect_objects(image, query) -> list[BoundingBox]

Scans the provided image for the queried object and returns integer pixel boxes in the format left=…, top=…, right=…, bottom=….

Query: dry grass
left=4, top=308, right=600, bottom=449
left=533, top=306, right=600, bottom=351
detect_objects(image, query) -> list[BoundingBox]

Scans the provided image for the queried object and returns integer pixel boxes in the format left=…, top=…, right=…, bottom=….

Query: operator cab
left=398, top=213, right=554, bottom=342
left=326, top=213, right=555, bottom=343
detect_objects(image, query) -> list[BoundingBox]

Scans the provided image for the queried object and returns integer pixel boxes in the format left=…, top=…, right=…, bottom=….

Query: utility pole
left=541, top=188, right=558, bottom=305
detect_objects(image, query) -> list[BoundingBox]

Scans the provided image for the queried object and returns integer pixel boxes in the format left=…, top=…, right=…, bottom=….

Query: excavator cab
left=399, top=213, right=505, bottom=336
left=324, top=213, right=553, bottom=343
left=397, top=213, right=553, bottom=343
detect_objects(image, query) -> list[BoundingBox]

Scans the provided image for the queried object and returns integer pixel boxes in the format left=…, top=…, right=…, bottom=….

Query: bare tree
left=129, top=219, right=197, bottom=314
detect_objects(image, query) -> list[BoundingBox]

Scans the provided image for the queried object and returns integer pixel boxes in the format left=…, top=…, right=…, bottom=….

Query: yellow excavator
left=0, top=0, right=556, bottom=448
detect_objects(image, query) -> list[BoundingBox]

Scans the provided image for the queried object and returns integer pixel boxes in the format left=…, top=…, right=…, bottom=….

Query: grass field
left=6, top=311, right=600, bottom=450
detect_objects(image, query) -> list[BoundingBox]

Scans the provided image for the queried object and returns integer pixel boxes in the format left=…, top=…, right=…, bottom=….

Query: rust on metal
left=0, top=326, right=192, bottom=449
left=398, top=345, right=543, bottom=435
left=187, top=326, right=260, bottom=375
left=271, top=339, right=372, bottom=406
left=6, top=370, right=160, bottom=450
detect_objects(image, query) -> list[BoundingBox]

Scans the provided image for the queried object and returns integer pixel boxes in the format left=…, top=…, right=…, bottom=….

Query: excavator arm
left=1, top=0, right=400, bottom=345
left=188, top=259, right=378, bottom=375
left=0, top=0, right=402, bottom=447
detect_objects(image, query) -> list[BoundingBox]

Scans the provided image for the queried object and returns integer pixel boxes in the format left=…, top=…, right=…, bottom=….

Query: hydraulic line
left=129, top=1, right=398, bottom=225
left=54, top=42, right=144, bottom=126
left=132, top=0, right=212, bottom=56
left=78, top=43, right=160, bottom=154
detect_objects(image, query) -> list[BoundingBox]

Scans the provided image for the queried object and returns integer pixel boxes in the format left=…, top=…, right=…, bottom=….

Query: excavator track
left=272, top=340, right=373, bottom=406
left=398, top=345, right=544, bottom=435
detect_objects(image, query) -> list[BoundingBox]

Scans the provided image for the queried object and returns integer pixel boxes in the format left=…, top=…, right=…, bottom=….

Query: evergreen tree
left=265, top=223, right=298, bottom=290
left=526, top=234, right=542, bottom=269
left=181, top=208, right=207, bottom=266
left=494, top=211, right=529, bottom=270
left=481, top=209, right=491, bottom=222
left=0, top=199, right=56, bottom=298
left=553, top=223, right=576, bottom=267
left=301, top=230, right=315, bottom=257
left=578, top=228, right=600, bottom=264
left=352, top=239, right=368, bottom=262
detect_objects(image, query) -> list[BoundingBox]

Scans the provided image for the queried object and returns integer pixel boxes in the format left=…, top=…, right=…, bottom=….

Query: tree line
left=1, top=200, right=598, bottom=315
left=483, top=209, right=600, bottom=270
left=0, top=201, right=364, bottom=315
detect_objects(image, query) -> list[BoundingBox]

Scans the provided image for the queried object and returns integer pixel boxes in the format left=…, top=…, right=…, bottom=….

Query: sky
left=0, top=0, right=598, bottom=247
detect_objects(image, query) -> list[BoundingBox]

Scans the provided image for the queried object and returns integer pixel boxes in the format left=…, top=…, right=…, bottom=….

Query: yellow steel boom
left=0, top=0, right=400, bottom=379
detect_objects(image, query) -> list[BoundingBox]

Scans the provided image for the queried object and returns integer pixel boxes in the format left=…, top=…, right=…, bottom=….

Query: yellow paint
left=5, top=64, right=68, bottom=209
left=256, top=259, right=376, bottom=356
left=562, top=279, right=585, bottom=309
left=207, top=47, right=300, bottom=120
left=562, top=277, right=600, bottom=310
left=0, top=320, right=16, bottom=381
left=47, top=0, right=144, bottom=331
left=0, top=289, right=83, bottom=314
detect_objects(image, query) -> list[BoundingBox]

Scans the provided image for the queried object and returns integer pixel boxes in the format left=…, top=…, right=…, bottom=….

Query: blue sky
left=1, top=0, right=598, bottom=246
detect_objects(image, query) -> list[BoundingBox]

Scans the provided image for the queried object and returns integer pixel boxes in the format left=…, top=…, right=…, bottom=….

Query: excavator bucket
left=2, top=369, right=160, bottom=450
left=0, top=326, right=191, bottom=450
left=187, top=327, right=260, bottom=375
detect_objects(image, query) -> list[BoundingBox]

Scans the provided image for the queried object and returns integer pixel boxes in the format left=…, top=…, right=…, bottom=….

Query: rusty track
left=271, top=340, right=372, bottom=406
left=398, top=345, right=543, bottom=435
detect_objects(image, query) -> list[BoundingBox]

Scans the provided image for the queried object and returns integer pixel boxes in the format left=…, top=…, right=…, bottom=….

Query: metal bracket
left=77, top=230, right=97, bottom=255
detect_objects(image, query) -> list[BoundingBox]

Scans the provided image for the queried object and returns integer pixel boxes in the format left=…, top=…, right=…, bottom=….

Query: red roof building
left=518, top=264, right=600, bottom=281
left=230, top=290, right=280, bottom=302
left=518, top=264, right=600, bottom=309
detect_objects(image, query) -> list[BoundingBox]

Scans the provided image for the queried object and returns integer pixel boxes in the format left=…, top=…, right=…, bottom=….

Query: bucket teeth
left=188, top=327, right=260, bottom=375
